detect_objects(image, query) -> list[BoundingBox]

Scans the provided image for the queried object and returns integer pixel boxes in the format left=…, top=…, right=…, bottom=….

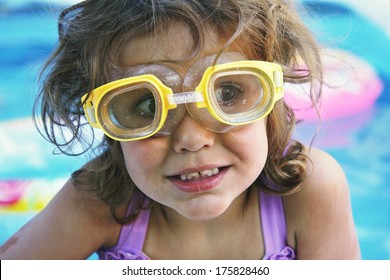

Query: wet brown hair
left=34, top=0, right=322, bottom=223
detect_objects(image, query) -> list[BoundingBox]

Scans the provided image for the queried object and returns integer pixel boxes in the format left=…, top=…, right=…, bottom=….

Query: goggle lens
left=209, top=71, right=269, bottom=124
left=108, top=87, right=156, bottom=129
left=97, top=83, right=163, bottom=140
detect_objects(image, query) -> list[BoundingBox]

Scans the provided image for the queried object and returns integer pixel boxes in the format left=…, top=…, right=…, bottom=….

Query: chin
left=178, top=202, right=230, bottom=222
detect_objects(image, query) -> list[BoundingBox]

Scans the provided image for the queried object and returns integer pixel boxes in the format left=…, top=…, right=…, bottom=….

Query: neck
left=160, top=189, right=251, bottom=231
left=144, top=187, right=262, bottom=259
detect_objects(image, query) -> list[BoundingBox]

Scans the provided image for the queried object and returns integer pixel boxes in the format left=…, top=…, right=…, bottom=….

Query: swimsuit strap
left=117, top=191, right=150, bottom=250
left=99, top=191, right=151, bottom=260
left=259, top=142, right=295, bottom=259
left=260, top=190, right=294, bottom=259
left=118, top=207, right=150, bottom=251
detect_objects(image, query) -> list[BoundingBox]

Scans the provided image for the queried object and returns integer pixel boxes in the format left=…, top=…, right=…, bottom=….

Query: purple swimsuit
left=98, top=191, right=296, bottom=260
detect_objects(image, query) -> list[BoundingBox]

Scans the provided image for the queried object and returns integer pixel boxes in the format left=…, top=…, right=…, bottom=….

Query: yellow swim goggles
left=81, top=60, right=284, bottom=141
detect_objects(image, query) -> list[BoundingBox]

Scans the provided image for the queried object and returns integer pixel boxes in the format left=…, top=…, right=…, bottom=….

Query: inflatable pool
left=302, top=0, right=390, bottom=103
left=285, top=49, right=383, bottom=121
left=0, top=179, right=64, bottom=212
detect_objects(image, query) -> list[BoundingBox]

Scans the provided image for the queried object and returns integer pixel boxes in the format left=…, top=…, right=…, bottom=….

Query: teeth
left=180, top=172, right=200, bottom=181
left=179, top=168, right=219, bottom=181
left=200, top=169, right=213, bottom=177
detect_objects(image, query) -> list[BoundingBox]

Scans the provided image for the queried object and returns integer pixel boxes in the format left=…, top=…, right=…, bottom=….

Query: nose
left=171, top=112, right=215, bottom=153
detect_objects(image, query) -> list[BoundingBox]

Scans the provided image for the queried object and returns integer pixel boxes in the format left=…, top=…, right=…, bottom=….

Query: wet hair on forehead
left=58, top=0, right=319, bottom=73
left=57, top=0, right=276, bottom=85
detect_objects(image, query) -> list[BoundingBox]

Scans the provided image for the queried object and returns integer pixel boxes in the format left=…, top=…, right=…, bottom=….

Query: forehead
left=117, top=22, right=247, bottom=68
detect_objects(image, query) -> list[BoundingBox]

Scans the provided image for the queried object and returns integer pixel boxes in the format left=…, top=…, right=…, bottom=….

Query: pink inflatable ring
left=284, top=49, right=383, bottom=121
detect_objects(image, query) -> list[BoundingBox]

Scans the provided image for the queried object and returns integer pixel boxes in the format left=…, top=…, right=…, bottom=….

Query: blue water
left=324, top=107, right=390, bottom=259
left=1, top=1, right=389, bottom=260
left=299, top=1, right=390, bottom=259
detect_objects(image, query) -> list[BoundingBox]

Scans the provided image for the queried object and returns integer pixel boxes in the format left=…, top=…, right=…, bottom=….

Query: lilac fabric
left=260, top=191, right=296, bottom=260
left=98, top=191, right=295, bottom=260
left=99, top=192, right=151, bottom=260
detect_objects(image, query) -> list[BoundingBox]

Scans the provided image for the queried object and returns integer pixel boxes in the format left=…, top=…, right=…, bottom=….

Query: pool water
left=1, top=0, right=389, bottom=260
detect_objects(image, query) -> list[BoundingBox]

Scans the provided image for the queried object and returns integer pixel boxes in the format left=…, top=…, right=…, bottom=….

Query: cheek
left=120, top=139, right=168, bottom=180
left=227, top=120, right=268, bottom=161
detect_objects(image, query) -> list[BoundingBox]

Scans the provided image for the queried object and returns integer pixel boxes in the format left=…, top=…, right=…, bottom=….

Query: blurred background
left=0, top=0, right=389, bottom=259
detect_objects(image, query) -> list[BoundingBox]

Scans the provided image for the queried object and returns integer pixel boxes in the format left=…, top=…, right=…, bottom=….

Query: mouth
left=178, top=167, right=220, bottom=182
left=168, top=166, right=228, bottom=193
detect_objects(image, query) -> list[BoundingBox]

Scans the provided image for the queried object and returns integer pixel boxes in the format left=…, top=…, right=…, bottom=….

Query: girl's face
left=118, top=23, right=268, bottom=221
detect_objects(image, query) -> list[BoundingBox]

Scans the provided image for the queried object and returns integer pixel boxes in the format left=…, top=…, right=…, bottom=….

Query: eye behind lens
left=96, top=83, right=164, bottom=140
left=208, top=70, right=274, bottom=125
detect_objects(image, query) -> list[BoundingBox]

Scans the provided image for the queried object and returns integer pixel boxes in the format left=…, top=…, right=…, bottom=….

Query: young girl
left=0, top=0, right=360, bottom=260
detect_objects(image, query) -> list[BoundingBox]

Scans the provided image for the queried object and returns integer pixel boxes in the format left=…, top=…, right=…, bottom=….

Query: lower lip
left=169, top=168, right=228, bottom=194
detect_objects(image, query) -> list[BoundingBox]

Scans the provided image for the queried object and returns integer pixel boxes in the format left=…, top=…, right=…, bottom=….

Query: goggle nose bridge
left=167, top=91, right=205, bottom=107
left=163, top=90, right=209, bottom=132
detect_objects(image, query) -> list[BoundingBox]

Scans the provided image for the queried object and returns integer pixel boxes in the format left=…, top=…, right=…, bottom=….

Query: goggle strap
left=273, top=71, right=283, bottom=87
left=85, top=102, right=98, bottom=125
left=273, top=71, right=284, bottom=100
left=168, top=91, right=204, bottom=105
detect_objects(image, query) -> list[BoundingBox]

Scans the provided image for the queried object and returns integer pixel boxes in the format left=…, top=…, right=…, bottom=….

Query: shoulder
left=46, top=180, right=125, bottom=253
left=56, top=179, right=123, bottom=243
left=0, top=179, right=123, bottom=259
left=284, top=147, right=361, bottom=259
left=302, top=147, right=348, bottom=200
left=301, top=147, right=351, bottom=214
